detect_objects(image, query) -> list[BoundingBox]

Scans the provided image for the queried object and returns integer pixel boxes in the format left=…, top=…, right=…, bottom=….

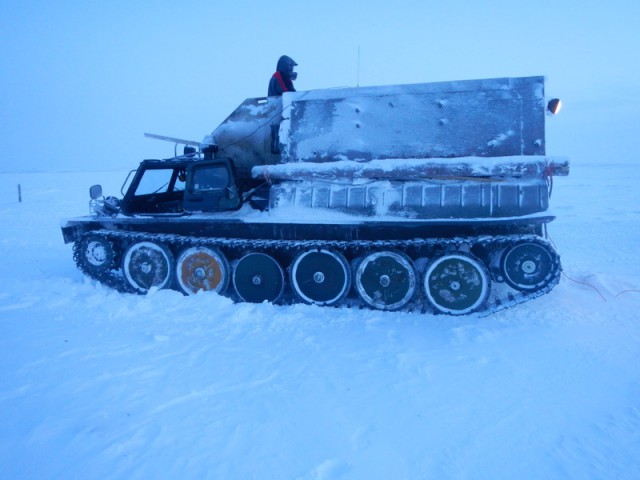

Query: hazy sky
left=1, top=0, right=639, bottom=172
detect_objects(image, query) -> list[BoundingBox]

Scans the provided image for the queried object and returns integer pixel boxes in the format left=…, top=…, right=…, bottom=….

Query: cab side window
left=192, top=166, right=230, bottom=191
left=183, top=161, right=241, bottom=212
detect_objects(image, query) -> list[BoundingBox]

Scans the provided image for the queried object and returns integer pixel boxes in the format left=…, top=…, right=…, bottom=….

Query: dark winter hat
left=277, top=55, right=298, bottom=73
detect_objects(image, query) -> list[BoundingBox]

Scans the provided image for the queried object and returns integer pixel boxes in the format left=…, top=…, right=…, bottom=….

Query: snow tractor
left=61, top=76, right=568, bottom=315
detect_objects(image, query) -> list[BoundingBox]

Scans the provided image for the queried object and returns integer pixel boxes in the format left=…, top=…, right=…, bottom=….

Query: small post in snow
left=357, top=46, right=361, bottom=87
left=18, top=184, right=22, bottom=203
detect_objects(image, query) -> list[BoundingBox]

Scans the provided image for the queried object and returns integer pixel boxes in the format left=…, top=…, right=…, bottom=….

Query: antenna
left=144, top=132, right=200, bottom=147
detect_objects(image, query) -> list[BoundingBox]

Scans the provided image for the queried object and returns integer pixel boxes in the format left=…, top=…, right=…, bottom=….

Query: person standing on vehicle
left=268, top=55, right=298, bottom=96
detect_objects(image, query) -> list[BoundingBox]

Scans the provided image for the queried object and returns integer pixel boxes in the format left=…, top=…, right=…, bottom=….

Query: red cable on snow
left=549, top=234, right=640, bottom=301
left=615, top=290, right=640, bottom=298
left=548, top=233, right=608, bottom=302
left=560, top=271, right=608, bottom=302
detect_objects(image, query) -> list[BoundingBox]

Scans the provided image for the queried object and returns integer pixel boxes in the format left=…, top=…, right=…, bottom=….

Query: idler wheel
left=354, top=251, right=417, bottom=310
left=290, top=249, right=350, bottom=306
left=77, top=234, right=117, bottom=274
left=500, top=241, right=559, bottom=291
left=123, top=241, right=174, bottom=293
left=233, top=253, right=284, bottom=303
left=176, top=246, right=229, bottom=295
left=424, top=253, right=490, bottom=315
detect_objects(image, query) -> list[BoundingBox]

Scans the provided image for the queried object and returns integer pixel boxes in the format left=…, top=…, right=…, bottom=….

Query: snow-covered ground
left=1, top=162, right=639, bottom=479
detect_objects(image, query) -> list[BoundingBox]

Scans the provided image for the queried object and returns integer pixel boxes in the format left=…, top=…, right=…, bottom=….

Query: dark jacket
left=268, top=55, right=297, bottom=96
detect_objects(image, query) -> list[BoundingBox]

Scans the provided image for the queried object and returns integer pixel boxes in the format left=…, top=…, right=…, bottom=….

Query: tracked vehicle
left=61, top=76, right=568, bottom=315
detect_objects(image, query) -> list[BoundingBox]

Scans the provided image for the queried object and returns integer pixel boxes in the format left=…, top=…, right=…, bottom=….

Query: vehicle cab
left=119, top=158, right=241, bottom=215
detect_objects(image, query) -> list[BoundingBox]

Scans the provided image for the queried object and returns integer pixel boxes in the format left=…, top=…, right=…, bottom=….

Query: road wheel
left=354, top=250, right=417, bottom=310
left=233, top=253, right=284, bottom=303
left=424, top=253, right=490, bottom=315
left=123, top=241, right=174, bottom=293
left=175, top=246, right=229, bottom=295
left=290, top=249, right=350, bottom=306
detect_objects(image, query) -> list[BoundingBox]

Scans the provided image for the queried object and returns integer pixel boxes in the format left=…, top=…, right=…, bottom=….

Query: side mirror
left=89, top=184, right=103, bottom=200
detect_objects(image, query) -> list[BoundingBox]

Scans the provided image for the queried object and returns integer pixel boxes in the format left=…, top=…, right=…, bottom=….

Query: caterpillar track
left=62, top=75, right=568, bottom=316
left=72, top=230, right=561, bottom=316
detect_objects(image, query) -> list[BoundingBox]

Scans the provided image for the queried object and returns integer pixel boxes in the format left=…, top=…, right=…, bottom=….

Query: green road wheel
left=354, top=251, right=417, bottom=310
left=424, top=253, right=490, bottom=315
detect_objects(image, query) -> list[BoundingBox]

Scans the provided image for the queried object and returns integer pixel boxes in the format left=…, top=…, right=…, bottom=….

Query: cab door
left=183, top=159, right=241, bottom=212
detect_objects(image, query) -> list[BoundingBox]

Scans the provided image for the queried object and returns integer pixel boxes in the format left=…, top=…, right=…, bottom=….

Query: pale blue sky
left=1, top=0, right=639, bottom=171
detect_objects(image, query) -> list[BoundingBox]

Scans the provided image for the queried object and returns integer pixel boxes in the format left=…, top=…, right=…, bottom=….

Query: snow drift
left=0, top=161, right=639, bottom=479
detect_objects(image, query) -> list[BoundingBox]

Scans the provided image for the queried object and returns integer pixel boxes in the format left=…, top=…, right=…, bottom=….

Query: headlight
left=547, top=98, right=562, bottom=115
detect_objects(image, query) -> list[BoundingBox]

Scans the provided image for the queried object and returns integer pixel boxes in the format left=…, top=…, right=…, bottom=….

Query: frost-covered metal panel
left=205, top=97, right=282, bottom=187
left=269, top=178, right=549, bottom=218
left=251, top=156, right=569, bottom=181
left=280, top=77, right=546, bottom=163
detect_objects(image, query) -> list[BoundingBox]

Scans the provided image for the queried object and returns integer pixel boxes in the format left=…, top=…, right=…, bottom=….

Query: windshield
left=134, top=168, right=185, bottom=195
